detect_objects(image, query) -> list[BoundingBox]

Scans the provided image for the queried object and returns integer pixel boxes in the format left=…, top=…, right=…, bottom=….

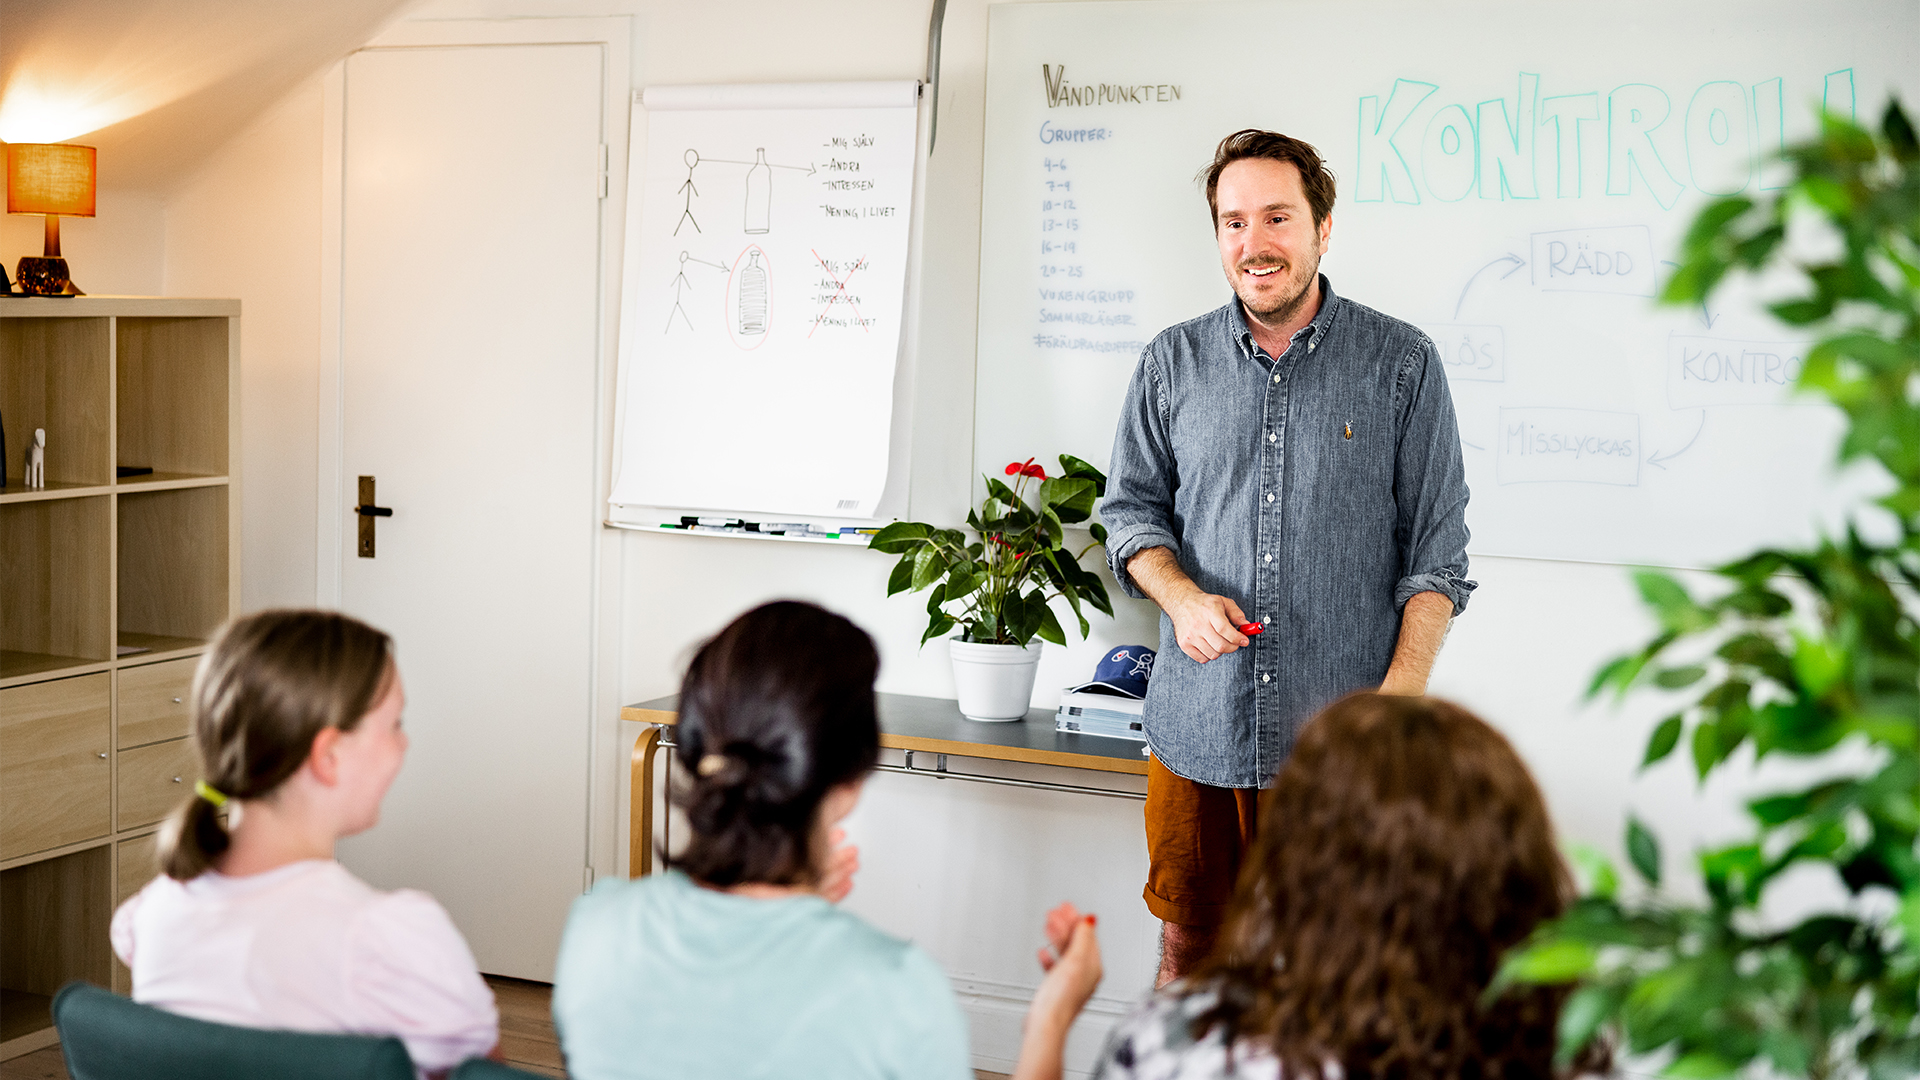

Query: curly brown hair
left=1188, top=693, right=1601, bottom=1080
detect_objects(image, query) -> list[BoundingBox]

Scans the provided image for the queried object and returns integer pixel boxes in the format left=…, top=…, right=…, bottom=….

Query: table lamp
left=7, top=143, right=96, bottom=296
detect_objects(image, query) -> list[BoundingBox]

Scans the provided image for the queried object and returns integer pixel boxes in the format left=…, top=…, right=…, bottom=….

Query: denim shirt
left=1101, top=276, right=1475, bottom=788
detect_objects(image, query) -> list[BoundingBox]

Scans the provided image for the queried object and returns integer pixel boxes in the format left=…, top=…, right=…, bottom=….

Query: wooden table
left=622, top=692, right=1149, bottom=876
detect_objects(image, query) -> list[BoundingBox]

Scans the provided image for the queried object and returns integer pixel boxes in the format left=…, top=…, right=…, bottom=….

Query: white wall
left=141, top=1, right=1792, bottom=1075
left=162, top=80, right=327, bottom=610
left=1, top=187, right=165, bottom=296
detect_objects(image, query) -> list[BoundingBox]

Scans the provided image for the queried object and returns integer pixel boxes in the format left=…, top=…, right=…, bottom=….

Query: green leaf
left=1748, top=791, right=1811, bottom=826
left=1691, top=719, right=1722, bottom=779
left=1761, top=1029, right=1812, bottom=1079
left=924, top=582, right=947, bottom=618
left=1652, top=664, right=1707, bottom=689
left=1038, top=477, right=1096, bottom=524
left=1036, top=603, right=1067, bottom=646
left=985, top=476, right=1020, bottom=505
left=1555, top=984, right=1619, bottom=1067
left=920, top=613, right=955, bottom=647
left=1643, top=714, right=1683, bottom=769
left=1635, top=570, right=1714, bottom=633
left=870, top=521, right=932, bottom=554
left=1501, top=939, right=1596, bottom=984
left=1089, top=522, right=1109, bottom=545
left=1056, top=453, right=1108, bottom=497
left=1665, top=1052, right=1739, bottom=1079
left=1898, top=887, right=1920, bottom=946
left=911, top=545, right=946, bottom=590
left=1790, top=630, right=1846, bottom=696
left=1565, top=843, right=1619, bottom=899
left=1627, top=817, right=1662, bottom=885
left=886, top=555, right=916, bottom=596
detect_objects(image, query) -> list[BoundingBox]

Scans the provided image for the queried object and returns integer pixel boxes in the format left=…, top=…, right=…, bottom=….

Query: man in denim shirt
left=1101, top=130, right=1475, bottom=985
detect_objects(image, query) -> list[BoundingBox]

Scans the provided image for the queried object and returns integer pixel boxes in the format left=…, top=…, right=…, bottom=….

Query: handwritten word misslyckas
left=1497, top=407, right=1641, bottom=487
left=1357, top=69, right=1858, bottom=209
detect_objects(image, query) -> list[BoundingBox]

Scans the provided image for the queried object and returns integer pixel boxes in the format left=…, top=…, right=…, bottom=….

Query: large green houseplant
left=1497, top=100, right=1920, bottom=1078
left=871, top=454, right=1114, bottom=719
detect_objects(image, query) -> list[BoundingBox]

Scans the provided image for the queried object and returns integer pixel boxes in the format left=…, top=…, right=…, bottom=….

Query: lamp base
left=15, top=257, right=82, bottom=297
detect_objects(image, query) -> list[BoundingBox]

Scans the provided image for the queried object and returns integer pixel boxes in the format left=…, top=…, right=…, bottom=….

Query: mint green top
left=552, top=870, right=972, bottom=1080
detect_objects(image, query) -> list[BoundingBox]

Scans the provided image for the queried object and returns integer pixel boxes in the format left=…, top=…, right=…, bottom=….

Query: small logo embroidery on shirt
left=1343, top=420, right=1353, bottom=440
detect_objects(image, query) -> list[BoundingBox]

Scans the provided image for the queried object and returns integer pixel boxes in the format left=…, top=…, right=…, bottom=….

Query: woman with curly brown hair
left=1092, top=693, right=1600, bottom=1080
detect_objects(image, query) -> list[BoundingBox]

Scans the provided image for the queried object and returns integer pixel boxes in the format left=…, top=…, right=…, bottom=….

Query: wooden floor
left=489, top=975, right=565, bottom=1077
left=0, top=978, right=1003, bottom=1079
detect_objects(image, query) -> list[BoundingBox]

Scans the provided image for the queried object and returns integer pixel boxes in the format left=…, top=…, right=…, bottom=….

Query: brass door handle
left=357, top=476, right=392, bottom=557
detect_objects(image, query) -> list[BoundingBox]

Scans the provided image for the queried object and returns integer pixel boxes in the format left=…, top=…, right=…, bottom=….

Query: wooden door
left=0, top=675, right=111, bottom=860
left=333, top=39, right=604, bottom=978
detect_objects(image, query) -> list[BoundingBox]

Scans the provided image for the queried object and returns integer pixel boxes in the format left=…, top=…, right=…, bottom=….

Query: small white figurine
left=25, top=428, right=45, bottom=489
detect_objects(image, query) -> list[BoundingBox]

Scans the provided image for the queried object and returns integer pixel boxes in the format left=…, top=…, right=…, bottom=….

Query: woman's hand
left=1013, top=903, right=1103, bottom=1080
left=815, top=828, right=860, bottom=903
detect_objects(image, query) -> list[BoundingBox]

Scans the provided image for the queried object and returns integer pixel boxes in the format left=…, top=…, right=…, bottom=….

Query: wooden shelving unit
left=0, top=297, right=238, bottom=1057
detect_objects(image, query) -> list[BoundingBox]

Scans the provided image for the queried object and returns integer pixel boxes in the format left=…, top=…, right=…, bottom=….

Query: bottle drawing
left=744, top=148, right=771, bottom=235
left=738, top=251, right=768, bottom=336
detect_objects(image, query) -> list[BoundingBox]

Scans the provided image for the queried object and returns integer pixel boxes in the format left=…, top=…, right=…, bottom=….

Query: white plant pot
left=948, top=639, right=1044, bottom=722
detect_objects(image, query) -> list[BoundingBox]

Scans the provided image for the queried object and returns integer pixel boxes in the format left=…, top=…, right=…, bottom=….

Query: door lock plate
left=356, top=476, right=394, bottom=557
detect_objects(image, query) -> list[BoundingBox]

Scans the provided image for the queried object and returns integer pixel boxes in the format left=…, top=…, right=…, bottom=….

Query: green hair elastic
left=194, top=780, right=230, bottom=808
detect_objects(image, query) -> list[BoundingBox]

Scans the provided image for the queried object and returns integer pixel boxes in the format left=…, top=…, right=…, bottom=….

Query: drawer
left=0, top=674, right=113, bottom=859
left=117, top=657, right=197, bottom=748
left=115, top=832, right=161, bottom=908
left=113, top=831, right=162, bottom=994
left=116, top=737, right=199, bottom=832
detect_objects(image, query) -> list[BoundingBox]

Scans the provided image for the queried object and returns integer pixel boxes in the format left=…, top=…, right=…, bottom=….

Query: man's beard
left=1234, top=250, right=1320, bottom=329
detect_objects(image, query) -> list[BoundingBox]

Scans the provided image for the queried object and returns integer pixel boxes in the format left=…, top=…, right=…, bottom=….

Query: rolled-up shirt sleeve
left=1392, top=339, right=1477, bottom=615
left=1100, top=347, right=1181, bottom=599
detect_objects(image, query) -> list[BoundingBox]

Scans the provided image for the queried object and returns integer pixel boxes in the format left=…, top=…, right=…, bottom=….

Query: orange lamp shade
left=7, top=143, right=96, bottom=217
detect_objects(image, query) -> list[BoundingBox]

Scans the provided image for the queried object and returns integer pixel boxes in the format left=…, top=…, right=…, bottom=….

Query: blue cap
left=1067, top=646, right=1156, bottom=699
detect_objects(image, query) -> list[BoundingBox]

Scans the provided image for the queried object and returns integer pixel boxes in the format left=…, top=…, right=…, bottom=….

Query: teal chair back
left=451, top=1059, right=554, bottom=1079
left=53, top=982, right=416, bottom=1080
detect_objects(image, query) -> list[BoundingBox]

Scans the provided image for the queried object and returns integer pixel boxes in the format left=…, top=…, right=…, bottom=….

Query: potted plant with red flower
left=870, top=454, right=1113, bottom=721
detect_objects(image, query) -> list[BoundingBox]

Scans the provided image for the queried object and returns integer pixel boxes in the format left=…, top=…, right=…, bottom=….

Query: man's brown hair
left=1200, top=128, right=1337, bottom=228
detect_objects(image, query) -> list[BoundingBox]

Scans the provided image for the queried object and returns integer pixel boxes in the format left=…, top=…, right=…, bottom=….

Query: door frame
left=317, top=15, right=632, bottom=889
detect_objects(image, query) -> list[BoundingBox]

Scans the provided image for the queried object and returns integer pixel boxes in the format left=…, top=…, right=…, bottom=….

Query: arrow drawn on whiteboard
left=705, top=156, right=819, bottom=174
left=1454, top=254, right=1526, bottom=318
left=1661, top=260, right=1718, bottom=327
left=1647, top=411, right=1706, bottom=470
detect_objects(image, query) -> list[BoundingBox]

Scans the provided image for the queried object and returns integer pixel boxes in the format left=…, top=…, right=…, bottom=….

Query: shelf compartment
left=115, top=317, right=231, bottom=480
left=117, top=486, right=229, bottom=650
left=0, top=495, right=112, bottom=679
left=0, top=317, right=111, bottom=493
left=0, top=845, right=111, bottom=1047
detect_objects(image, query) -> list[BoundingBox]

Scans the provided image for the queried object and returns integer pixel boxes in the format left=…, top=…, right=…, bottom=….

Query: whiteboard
left=976, top=0, right=1917, bottom=567
left=610, top=81, right=920, bottom=522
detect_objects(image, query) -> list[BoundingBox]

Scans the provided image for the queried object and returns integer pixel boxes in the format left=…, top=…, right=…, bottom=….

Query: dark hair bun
left=668, top=602, right=880, bottom=888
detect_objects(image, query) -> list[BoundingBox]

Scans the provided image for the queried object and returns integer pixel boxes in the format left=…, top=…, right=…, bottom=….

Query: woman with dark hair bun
left=554, top=601, right=1103, bottom=1080
left=1092, top=693, right=1609, bottom=1080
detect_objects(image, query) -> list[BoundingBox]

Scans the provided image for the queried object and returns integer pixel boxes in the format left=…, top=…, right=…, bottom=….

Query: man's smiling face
left=1214, top=157, right=1332, bottom=332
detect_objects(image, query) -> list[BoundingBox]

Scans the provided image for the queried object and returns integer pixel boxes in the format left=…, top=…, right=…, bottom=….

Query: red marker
left=1237, top=622, right=1263, bottom=635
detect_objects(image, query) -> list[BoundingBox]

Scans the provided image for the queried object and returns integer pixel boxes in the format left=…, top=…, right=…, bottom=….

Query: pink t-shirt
left=111, top=859, right=498, bottom=1073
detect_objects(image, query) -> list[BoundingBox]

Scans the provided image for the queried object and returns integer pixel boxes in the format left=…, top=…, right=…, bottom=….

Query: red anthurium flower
left=1022, top=463, right=1047, bottom=479
left=1005, top=461, right=1023, bottom=475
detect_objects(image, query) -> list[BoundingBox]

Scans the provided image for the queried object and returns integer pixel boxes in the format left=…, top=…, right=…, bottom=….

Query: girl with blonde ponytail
left=111, top=610, right=498, bottom=1077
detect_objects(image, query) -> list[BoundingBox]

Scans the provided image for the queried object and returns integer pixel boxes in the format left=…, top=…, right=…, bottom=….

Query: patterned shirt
left=1093, top=988, right=1283, bottom=1080
left=1101, top=276, right=1475, bottom=787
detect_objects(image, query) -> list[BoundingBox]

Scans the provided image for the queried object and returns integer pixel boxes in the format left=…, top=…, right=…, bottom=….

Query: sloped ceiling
left=0, top=0, right=417, bottom=194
